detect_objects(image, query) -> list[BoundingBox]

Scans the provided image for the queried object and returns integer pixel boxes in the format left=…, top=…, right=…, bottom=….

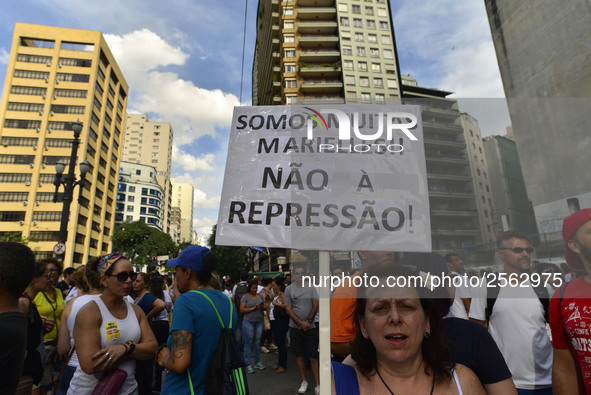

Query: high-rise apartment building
left=485, top=0, right=591, bottom=254
left=122, top=113, right=172, bottom=233
left=0, top=23, right=128, bottom=266
left=461, top=113, right=496, bottom=250
left=483, top=134, right=538, bottom=239
left=252, top=0, right=401, bottom=106
left=170, top=179, right=193, bottom=243
left=114, top=161, right=165, bottom=230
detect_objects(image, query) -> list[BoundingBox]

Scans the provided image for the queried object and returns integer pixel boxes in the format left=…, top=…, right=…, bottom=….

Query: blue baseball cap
left=166, top=245, right=211, bottom=271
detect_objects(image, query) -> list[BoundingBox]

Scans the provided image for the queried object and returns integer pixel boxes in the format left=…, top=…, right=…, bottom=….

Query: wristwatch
left=125, top=340, right=136, bottom=355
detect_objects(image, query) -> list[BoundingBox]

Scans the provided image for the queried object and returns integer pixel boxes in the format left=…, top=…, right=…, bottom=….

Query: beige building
left=252, top=0, right=401, bottom=106
left=170, top=179, right=193, bottom=243
left=0, top=23, right=128, bottom=266
left=122, top=113, right=173, bottom=232
left=461, top=113, right=496, bottom=250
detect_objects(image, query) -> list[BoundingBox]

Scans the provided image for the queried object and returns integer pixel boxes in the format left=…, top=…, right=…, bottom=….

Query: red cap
left=562, top=208, right=591, bottom=269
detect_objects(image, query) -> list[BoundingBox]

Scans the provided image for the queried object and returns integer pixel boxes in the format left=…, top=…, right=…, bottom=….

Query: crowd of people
left=1, top=208, right=591, bottom=394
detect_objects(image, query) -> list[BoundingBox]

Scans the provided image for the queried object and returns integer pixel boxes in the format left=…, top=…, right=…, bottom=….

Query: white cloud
left=104, top=29, right=239, bottom=146
left=171, top=146, right=216, bottom=172
left=193, top=189, right=220, bottom=210
left=193, top=216, right=217, bottom=241
left=0, top=49, right=9, bottom=64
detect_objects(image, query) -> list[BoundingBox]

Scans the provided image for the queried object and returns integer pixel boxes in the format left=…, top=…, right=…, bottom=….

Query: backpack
left=234, top=281, right=249, bottom=314
left=189, top=291, right=249, bottom=395
left=485, top=273, right=550, bottom=323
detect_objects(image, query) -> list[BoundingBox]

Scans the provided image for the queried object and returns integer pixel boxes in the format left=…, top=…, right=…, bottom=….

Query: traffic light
left=152, top=255, right=156, bottom=262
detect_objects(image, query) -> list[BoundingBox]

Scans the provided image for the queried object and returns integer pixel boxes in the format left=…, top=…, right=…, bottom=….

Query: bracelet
left=122, top=343, right=129, bottom=354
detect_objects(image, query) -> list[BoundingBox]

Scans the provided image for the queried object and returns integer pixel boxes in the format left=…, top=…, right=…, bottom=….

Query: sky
left=0, top=0, right=511, bottom=241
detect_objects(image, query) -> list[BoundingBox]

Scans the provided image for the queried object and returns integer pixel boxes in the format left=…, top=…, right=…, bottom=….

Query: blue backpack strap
left=332, top=362, right=360, bottom=395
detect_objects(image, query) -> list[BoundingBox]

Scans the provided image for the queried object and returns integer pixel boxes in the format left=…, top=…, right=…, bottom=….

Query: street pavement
left=246, top=347, right=318, bottom=395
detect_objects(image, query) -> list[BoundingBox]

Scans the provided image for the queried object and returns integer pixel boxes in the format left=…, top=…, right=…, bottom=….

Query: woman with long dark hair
left=332, top=265, right=485, bottom=394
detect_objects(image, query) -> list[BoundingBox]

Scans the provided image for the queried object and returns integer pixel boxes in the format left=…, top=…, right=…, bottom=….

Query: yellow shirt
left=33, top=288, right=65, bottom=343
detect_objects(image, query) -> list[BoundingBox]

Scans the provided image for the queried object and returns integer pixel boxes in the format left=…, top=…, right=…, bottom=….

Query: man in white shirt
left=445, top=253, right=471, bottom=319
left=485, top=230, right=553, bottom=394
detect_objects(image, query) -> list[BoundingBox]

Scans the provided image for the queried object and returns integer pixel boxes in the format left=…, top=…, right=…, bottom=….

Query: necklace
left=376, top=367, right=435, bottom=395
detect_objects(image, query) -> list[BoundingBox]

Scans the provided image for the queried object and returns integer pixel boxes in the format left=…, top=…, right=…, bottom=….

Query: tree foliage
left=111, top=221, right=177, bottom=269
left=0, top=232, right=37, bottom=247
left=207, top=225, right=251, bottom=281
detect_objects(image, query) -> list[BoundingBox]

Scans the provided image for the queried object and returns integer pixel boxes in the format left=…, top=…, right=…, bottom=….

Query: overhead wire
left=239, top=0, right=249, bottom=106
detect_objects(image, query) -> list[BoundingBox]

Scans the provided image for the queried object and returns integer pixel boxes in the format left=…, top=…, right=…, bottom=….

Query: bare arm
left=157, top=329, right=193, bottom=374
left=17, top=297, right=30, bottom=317
left=57, top=300, right=73, bottom=356
left=553, top=348, right=584, bottom=395
left=74, top=301, right=110, bottom=374
left=240, top=300, right=258, bottom=314
left=146, top=298, right=166, bottom=321
left=456, top=364, right=486, bottom=395
left=330, top=342, right=351, bottom=360
left=484, top=378, right=517, bottom=395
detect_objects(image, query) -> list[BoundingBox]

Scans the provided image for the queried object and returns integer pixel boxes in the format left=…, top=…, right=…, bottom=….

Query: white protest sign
left=216, top=104, right=431, bottom=252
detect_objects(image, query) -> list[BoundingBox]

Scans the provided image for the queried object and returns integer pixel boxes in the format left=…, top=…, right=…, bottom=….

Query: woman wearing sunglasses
left=67, top=252, right=158, bottom=395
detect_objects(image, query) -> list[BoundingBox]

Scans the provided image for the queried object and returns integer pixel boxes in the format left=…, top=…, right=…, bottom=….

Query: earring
left=425, top=331, right=430, bottom=338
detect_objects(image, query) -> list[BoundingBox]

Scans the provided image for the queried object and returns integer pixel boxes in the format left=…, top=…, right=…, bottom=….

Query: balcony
left=426, top=155, right=469, bottom=165
left=431, top=227, right=481, bottom=236
left=298, top=0, right=335, bottom=6
left=427, top=173, right=472, bottom=182
left=301, top=79, right=343, bottom=92
left=431, top=209, right=478, bottom=217
left=301, top=96, right=345, bottom=105
left=297, top=7, right=336, bottom=20
left=299, top=34, right=339, bottom=47
left=298, top=20, right=338, bottom=34
left=299, top=64, right=341, bottom=77
left=422, top=106, right=461, bottom=120
left=300, top=48, right=340, bottom=62
left=423, top=120, right=463, bottom=135
left=423, top=137, right=465, bottom=149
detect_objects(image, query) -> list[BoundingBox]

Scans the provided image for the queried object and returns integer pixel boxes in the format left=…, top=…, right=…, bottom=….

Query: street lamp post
left=53, top=120, right=91, bottom=246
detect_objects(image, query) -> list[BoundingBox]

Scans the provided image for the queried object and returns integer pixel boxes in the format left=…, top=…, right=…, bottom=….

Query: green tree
left=0, top=231, right=37, bottom=245
left=111, top=221, right=177, bottom=269
left=207, top=225, right=251, bottom=281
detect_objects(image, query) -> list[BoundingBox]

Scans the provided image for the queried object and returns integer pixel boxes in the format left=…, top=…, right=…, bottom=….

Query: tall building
left=460, top=113, right=496, bottom=250
left=0, top=23, right=128, bottom=266
left=170, top=179, right=193, bottom=243
left=485, top=0, right=591, bottom=254
left=252, top=0, right=402, bottom=106
left=122, top=113, right=172, bottom=233
left=114, top=161, right=165, bottom=230
left=483, top=134, right=538, bottom=239
left=402, top=79, right=485, bottom=262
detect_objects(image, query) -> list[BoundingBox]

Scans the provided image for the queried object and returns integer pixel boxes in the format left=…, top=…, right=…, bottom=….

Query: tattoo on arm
left=170, top=330, right=191, bottom=366
left=18, top=298, right=28, bottom=314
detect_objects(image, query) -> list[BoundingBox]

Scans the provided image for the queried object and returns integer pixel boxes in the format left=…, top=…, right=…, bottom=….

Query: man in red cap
left=550, top=208, right=591, bottom=394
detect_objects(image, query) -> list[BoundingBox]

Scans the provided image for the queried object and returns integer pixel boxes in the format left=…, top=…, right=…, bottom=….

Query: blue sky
left=0, top=0, right=510, bottom=240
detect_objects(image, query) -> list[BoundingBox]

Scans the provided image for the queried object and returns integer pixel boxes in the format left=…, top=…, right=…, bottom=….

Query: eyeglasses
left=108, top=271, right=138, bottom=282
left=500, top=247, right=534, bottom=254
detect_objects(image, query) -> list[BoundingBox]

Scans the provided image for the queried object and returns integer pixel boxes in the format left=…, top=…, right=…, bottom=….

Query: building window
left=338, top=3, right=348, bottom=12
left=54, top=88, right=87, bottom=98
left=352, top=4, right=361, bottom=13
left=375, top=94, right=385, bottom=103
left=284, top=63, right=296, bottom=73
left=344, top=75, right=356, bottom=85
left=14, top=70, right=49, bottom=80
left=370, top=48, right=380, bottom=57
left=355, top=32, right=364, bottom=42
left=7, top=102, right=44, bottom=112
left=377, top=7, right=388, bottom=17
left=359, top=77, right=370, bottom=87
left=343, top=60, right=354, bottom=70
left=383, top=49, right=394, bottom=59
left=356, top=47, right=366, bottom=56
left=340, top=17, right=349, bottom=26
left=353, top=18, right=363, bottom=28
left=368, top=34, right=378, bottom=43
left=371, top=63, right=381, bottom=72
left=380, top=21, right=389, bottom=30
left=361, top=93, right=371, bottom=103
left=342, top=46, right=352, bottom=55
left=10, top=85, right=47, bottom=96
left=286, top=95, right=298, bottom=104
left=284, top=35, right=295, bottom=43
left=341, top=31, right=351, bottom=41
left=284, top=49, right=296, bottom=58
left=358, top=61, right=368, bottom=71
left=16, top=54, right=52, bottom=64
left=283, top=21, right=294, bottom=29
left=374, top=78, right=383, bottom=88
left=365, top=6, right=374, bottom=15
left=284, top=7, right=294, bottom=15
left=367, top=20, right=376, bottom=29
left=56, top=73, right=90, bottom=83
left=285, top=79, right=297, bottom=88
left=59, top=57, right=92, bottom=67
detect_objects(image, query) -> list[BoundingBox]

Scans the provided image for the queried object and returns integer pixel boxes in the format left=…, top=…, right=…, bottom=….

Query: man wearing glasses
left=485, top=230, right=553, bottom=395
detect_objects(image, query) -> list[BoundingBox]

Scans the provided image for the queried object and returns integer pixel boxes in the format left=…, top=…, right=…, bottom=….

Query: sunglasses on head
left=108, top=271, right=138, bottom=282
left=500, top=247, right=534, bottom=254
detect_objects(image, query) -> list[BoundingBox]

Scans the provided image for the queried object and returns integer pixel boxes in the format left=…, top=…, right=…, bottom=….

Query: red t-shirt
left=549, top=276, right=591, bottom=393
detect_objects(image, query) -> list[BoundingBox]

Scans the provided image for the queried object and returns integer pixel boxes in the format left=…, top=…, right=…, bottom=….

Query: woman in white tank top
left=67, top=252, right=158, bottom=395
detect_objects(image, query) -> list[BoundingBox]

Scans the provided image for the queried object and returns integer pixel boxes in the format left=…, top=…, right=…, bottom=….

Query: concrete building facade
left=122, top=113, right=173, bottom=233
left=461, top=113, right=496, bottom=250
left=483, top=134, right=538, bottom=239
left=485, top=0, right=591, bottom=254
left=0, top=23, right=128, bottom=266
left=170, top=179, right=193, bottom=243
left=114, top=161, right=165, bottom=231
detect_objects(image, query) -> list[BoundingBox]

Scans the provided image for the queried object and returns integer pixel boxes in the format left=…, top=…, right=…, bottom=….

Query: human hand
left=300, top=321, right=311, bottom=331
left=157, top=346, right=170, bottom=368
left=91, top=344, right=127, bottom=370
left=41, top=317, right=55, bottom=334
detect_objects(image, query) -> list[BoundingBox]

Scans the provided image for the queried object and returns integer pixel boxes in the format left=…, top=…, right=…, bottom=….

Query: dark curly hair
left=350, top=265, right=453, bottom=384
